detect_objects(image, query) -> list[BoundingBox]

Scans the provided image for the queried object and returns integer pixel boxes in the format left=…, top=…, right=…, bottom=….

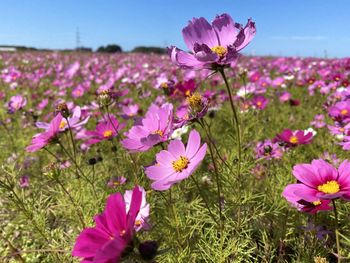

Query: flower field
left=1, top=13, right=350, bottom=263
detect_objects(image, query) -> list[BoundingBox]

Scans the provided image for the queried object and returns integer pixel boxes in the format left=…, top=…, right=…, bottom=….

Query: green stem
left=198, top=119, right=224, bottom=233
left=65, top=118, right=78, bottom=172
left=105, top=107, right=140, bottom=184
left=190, top=176, right=218, bottom=225
left=53, top=174, right=86, bottom=228
left=332, top=200, right=341, bottom=262
left=57, top=141, right=98, bottom=199
left=169, top=189, right=182, bottom=248
left=219, top=68, right=243, bottom=229
left=218, top=68, right=242, bottom=177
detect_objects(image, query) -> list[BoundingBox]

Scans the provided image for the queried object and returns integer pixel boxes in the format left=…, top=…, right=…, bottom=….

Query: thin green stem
left=190, top=175, right=218, bottom=225
left=169, top=189, right=182, bottom=248
left=57, top=141, right=98, bottom=199
left=104, top=107, right=140, bottom=184
left=219, top=68, right=242, bottom=177
left=53, top=174, right=86, bottom=228
left=332, top=200, right=341, bottom=262
left=198, top=119, right=223, bottom=233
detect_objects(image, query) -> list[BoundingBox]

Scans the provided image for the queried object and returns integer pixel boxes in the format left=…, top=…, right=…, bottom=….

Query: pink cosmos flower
left=120, top=104, right=139, bottom=119
left=168, top=13, right=256, bottom=69
left=328, top=100, right=350, bottom=122
left=72, top=186, right=143, bottom=263
left=255, top=139, right=283, bottom=160
left=283, top=159, right=350, bottom=214
left=310, top=114, right=326, bottom=128
left=121, top=104, right=173, bottom=152
left=26, top=113, right=63, bottom=152
left=36, top=106, right=89, bottom=132
left=85, top=115, right=124, bottom=146
left=339, top=136, right=350, bottom=150
left=7, top=95, right=27, bottom=113
left=107, top=176, right=127, bottom=188
left=19, top=175, right=30, bottom=188
left=276, top=129, right=313, bottom=147
left=72, top=85, right=85, bottom=98
left=279, top=91, right=291, bottom=103
left=251, top=95, right=269, bottom=110
left=327, top=123, right=350, bottom=137
left=145, top=129, right=207, bottom=191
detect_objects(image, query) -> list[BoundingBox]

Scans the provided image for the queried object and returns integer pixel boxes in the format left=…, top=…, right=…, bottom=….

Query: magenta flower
left=7, top=95, right=27, bottom=113
left=107, top=176, right=127, bottom=188
left=72, top=186, right=142, bottom=262
left=283, top=159, right=350, bottom=214
left=251, top=95, right=269, bottom=110
left=26, top=113, right=63, bottom=152
left=328, top=100, right=350, bottom=122
left=276, top=129, right=313, bottom=147
left=19, top=175, right=30, bottom=188
left=85, top=115, right=124, bottom=146
left=145, top=129, right=207, bottom=191
left=255, top=139, right=283, bottom=160
left=120, top=104, right=139, bottom=119
left=121, top=103, right=173, bottom=152
left=310, top=114, right=326, bottom=128
left=168, top=13, right=256, bottom=69
left=36, top=106, right=89, bottom=132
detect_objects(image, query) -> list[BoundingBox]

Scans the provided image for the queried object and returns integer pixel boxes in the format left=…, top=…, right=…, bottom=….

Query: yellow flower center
left=187, top=92, right=202, bottom=110
left=152, top=130, right=164, bottom=137
left=172, top=156, right=189, bottom=172
left=340, top=128, right=345, bottom=132
left=59, top=120, right=67, bottom=129
left=312, top=200, right=321, bottom=206
left=211, top=45, right=227, bottom=57
left=341, top=109, right=348, bottom=115
left=160, top=82, right=168, bottom=89
left=103, top=130, right=113, bottom=138
left=289, top=136, right=298, bottom=144
left=256, top=101, right=262, bottom=107
left=135, top=220, right=142, bottom=227
left=317, top=180, right=340, bottom=194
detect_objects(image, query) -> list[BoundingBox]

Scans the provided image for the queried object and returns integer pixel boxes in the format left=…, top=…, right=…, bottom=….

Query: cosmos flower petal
left=168, top=139, right=186, bottom=159
left=212, top=13, right=239, bottom=47
left=182, top=17, right=219, bottom=51
left=292, top=163, right=322, bottom=187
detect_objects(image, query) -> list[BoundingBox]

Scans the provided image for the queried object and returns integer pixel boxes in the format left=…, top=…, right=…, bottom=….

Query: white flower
left=124, top=186, right=150, bottom=231
left=304, top=127, right=317, bottom=137
left=171, top=125, right=189, bottom=139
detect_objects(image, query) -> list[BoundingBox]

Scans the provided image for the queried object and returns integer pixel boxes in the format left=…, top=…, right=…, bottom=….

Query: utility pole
left=76, top=27, right=81, bottom=50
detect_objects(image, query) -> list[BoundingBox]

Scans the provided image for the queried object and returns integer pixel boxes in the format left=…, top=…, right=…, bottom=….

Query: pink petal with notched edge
left=182, top=17, right=219, bottom=51
left=212, top=13, right=239, bottom=47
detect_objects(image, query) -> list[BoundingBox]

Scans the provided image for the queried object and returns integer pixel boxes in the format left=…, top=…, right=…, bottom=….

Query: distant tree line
left=95, top=45, right=166, bottom=54
left=96, top=44, right=123, bottom=53
left=0, top=44, right=167, bottom=54
left=131, top=46, right=166, bottom=54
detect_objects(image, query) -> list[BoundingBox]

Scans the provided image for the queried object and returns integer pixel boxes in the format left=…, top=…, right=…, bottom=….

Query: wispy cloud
left=270, top=35, right=327, bottom=41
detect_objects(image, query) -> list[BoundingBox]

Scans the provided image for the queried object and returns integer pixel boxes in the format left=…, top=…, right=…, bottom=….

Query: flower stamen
left=172, top=156, right=189, bottom=172
left=211, top=45, right=227, bottom=57
left=317, top=180, right=340, bottom=194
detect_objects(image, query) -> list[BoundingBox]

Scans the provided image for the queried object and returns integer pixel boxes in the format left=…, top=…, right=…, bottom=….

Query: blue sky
left=1, top=0, right=350, bottom=57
